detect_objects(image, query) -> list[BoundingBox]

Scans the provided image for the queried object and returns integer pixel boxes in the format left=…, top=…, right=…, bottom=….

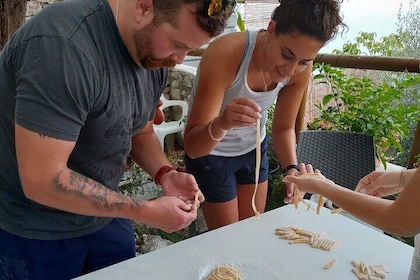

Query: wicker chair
left=296, top=130, right=382, bottom=231
left=296, top=130, right=376, bottom=190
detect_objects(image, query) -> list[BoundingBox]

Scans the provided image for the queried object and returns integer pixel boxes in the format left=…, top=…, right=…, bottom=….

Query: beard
left=134, top=23, right=177, bottom=69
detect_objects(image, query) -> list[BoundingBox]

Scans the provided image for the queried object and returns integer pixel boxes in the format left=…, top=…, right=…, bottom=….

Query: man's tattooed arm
left=52, top=169, right=141, bottom=214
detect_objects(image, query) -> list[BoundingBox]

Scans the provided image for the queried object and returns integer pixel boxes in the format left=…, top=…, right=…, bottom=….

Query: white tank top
left=190, top=30, right=289, bottom=157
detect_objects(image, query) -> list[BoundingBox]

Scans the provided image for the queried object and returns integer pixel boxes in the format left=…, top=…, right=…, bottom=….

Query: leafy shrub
left=308, top=63, right=420, bottom=166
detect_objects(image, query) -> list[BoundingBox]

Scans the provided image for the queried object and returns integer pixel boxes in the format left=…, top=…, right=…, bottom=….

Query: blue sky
left=321, top=0, right=412, bottom=53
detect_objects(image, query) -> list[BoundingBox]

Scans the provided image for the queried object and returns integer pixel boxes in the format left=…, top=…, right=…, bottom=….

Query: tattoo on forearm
left=53, top=170, right=127, bottom=212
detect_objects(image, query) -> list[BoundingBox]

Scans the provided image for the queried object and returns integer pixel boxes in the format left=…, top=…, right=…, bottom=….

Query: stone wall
left=26, top=0, right=61, bottom=21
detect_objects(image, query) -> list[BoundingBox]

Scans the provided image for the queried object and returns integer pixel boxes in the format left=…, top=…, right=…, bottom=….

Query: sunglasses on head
left=206, top=0, right=236, bottom=17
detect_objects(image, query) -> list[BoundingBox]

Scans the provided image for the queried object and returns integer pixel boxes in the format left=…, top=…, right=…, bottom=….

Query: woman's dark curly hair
left=272, top=0, right=348, bottom=45
left=153, top=0, right=236, bottom=37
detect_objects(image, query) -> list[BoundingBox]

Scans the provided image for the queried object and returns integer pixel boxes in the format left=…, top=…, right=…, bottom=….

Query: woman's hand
left=282, top=168, right=300, bottom=204
left=282, top=163, right=334, bottom=196
left=355, top=171, right=403, bottom=197
left=218, top=98, right=262, bottom=130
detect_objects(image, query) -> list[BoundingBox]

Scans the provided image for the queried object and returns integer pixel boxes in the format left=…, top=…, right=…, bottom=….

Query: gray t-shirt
left=0, top=0, right=167, bottom=239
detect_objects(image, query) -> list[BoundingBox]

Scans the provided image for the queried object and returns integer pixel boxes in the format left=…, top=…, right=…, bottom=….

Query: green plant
left=236, top=11, right=245, bottom=32
left=266, top=103, right=279, bottom=169
left=414, top=153, right=420, bottom=168
left=266, top=173, right=287, bottom=212
left=265, top=103, right=288, bottom=210
left=134, top=226, right=185, bottom=244
left=119, top=163, right=162, bottom=198
left=332, top=23, right=420, bottom=167
left=308, top=63, right=420, bottom=167
left=234, top=1, right=246, bottom=32
left=334, top=31, right=404, bottom=56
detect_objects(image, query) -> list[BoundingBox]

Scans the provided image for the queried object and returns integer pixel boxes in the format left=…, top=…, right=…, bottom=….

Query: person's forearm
left=25, top=167, right=146, bottom=221
left=318, top=182, right=416, bottom=236
left=403, top=168, right=417, bottom=183
left=131, top=130, right=173, bottom=178
left=272, top=129, right=297, bottom=168
left=184, top=120, right=222, bottom=159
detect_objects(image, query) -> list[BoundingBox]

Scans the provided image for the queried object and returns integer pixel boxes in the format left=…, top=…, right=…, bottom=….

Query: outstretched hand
left=282, top=163, right=334, bottom=197
left=355, top=170, right=402, bottom=197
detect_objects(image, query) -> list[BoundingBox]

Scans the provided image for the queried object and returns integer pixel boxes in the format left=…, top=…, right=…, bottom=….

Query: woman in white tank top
left=184, top=0, right=347, bottom=230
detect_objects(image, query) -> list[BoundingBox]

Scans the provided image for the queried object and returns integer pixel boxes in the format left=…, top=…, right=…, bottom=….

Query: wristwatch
left=283, top=164, right=300, bottom=176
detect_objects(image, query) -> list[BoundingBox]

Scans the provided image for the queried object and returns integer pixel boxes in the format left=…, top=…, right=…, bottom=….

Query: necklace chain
left=256, top=40, right=271, bottom=92
left=116, top=0, right=120, bottom=26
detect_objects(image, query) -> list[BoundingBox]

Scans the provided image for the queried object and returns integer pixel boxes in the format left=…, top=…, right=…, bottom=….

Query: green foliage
left=266, top=103, right=280, bottom=167
left=325, top=10, right=420, bottom=167
left=396, top=0, right=419, bottom=58
left=235, top=1, right=246, bottom=32
left=265, top=103, right=287, bottom=210
left=308, top=63, right=420, bottom=166
left=334, top=32, right=404, bottom=56
left=390, top=234, right=415, bottom=247
left=414, top=154, right=420, bottom=168
left=266, top=173, right=287, bottom=212
left=266, top=103, right=275, bottom=136
left=236, top=12, right=245, bottom=32
left=334, top=0, right=418, bottom=58
left=134, top=227, right=185, bottom=244
left=119, top=163, right=161, bottom=198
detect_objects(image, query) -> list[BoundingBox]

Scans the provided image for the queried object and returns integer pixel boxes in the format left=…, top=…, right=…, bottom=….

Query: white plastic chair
left=153, top=64, right=197, bottom=153
left=153, top=95, right=189, bottom=152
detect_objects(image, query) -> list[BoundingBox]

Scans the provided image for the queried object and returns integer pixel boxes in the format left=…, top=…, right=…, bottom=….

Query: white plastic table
left=75, top=201, right=414, bottom=280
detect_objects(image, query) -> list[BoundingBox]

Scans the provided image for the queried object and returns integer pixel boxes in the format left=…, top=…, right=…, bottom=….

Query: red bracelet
left=154, top=166, right=175, bottom=185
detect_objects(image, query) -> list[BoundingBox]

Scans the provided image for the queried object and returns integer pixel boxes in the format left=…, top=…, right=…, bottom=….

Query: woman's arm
left=272, top=64, right=312, bottom=199
left=184, top=33, right=260, bottom=158
left=272, top=64, right=312, bottom=168
left=283, top=164, right=420, bottom=236
left=355, top=169, right=417, bottom=196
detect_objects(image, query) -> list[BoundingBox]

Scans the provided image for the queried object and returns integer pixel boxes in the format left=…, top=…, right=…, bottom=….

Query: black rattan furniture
left=296, top=130, right=376, bottom=190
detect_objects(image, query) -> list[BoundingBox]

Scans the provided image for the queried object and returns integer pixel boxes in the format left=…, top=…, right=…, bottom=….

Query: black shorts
left=185, top=137, right=269, bottom=203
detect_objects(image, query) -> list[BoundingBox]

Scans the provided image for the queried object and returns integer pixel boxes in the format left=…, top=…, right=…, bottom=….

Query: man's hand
left=160, top=170, right=204, bottom=206
left=137, top=196, right=198, bottom=233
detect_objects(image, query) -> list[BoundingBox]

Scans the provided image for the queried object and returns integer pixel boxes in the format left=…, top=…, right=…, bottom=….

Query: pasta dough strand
left=204, top=264, right=242, bottom=280
left=252, top=119, right=261, bottom=218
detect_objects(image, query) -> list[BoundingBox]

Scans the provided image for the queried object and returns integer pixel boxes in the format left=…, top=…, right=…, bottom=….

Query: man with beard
left=0, top=0, right=234, bottom=278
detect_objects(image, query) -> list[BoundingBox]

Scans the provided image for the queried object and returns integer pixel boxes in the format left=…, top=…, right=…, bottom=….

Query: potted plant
left=307, top=63, right=420, bottom=167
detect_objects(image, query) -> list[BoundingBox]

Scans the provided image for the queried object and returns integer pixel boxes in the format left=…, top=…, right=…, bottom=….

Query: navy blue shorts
left=186, top=137, right=269, bottom=203
left=0, top=218, right=135, bottom=280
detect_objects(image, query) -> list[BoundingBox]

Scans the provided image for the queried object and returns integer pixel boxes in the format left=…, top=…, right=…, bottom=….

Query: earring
left=264, top=37, right=268, bottom=43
